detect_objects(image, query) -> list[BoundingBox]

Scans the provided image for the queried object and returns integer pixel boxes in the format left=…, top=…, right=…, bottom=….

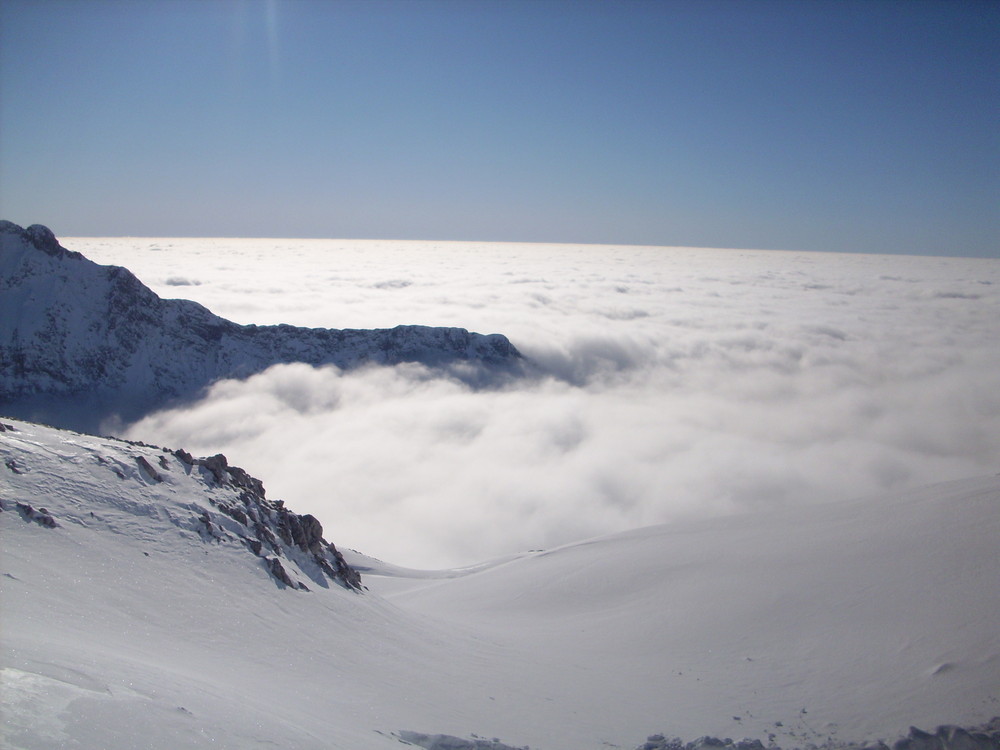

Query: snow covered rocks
left=636, top=723, right=1000, bottom=750
left=0, top=220, right=524, bottom=433
left=0, top=418, right=362, bottom=593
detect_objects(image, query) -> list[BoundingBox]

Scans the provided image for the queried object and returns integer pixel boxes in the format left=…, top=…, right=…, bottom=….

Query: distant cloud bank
left=73, top=238, right=1000, bottom=568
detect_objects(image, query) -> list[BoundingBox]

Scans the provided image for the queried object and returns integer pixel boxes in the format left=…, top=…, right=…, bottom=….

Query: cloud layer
left=74, top=238, right=1000, bottom=567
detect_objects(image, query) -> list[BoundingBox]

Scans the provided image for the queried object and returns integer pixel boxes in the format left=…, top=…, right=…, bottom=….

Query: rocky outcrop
left=0, top=220, right=524, bottom=432
left=176, top=448, right=363, bottom=591
left=637, top=721, right=1000, bottom=750
left=1, top=417, right=363, bottom=596
left=397, top=731, right=530, bottom=750
left=12, top=501, right=58, bottom=528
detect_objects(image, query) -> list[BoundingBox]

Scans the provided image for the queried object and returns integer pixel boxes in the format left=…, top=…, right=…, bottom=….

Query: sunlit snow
left=2, top=418, right=998, bottom=750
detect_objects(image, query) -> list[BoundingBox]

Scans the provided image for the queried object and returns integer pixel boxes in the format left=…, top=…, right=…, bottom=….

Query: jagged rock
left=634, top=723, right=1000, bottom=750
left=16, top=502, right=57, bottom=528
left=687, top=738, right=729, bottom=750
left=0, top=220, right=525, bottom=433
left=895, top=726, right=946, bottom=750
left=173, top=448, right=194, bottom=465
left=933, top=726, right=995, bottom=750
left=397, top=731, right=530, bottom=750
left=642, top=734, right=684, bottom=750
left=276, top=509, right=324, bottom=553
left=1, top=418, right=362, bottom=595
left=135, top=456, right=162, bottom=482
left=175, top=451, right=363, bottom=591
left=219, top=502, right=249, bottom=526
left=226, top=464, right=265, bottom=498
left=267, top=557, right=295, bottom=588
left=327, top=542, right=362, bottom=590
left=199, top=454, right=229, bottom=485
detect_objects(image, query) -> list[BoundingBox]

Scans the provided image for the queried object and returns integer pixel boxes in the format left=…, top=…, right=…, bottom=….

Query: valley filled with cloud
left=74, top=238, right=1000, bottom=568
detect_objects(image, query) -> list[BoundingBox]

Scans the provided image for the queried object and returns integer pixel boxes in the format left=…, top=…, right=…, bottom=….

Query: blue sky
left=1, top=0, right=997, bottom=256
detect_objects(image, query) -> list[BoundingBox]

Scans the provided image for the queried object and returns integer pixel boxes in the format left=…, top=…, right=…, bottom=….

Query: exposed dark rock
left=276, top=509, right=324, bottom=553
left=267, top=557, right=295, bottom=588
left=199, top=454, right=229, bottom=485
left=635, top=721, right=1000, bottom=750
left=327, top=542, right=362, bottom=590
left=894, top=726, right=945, bottom=750
left=171, top=450, right=363, bottom=591
left=218, top=502, right=249, bottom=526
left=2, top=417, right=361, bottom=594
left=398, top=731, right=529, bottom=750
left=226, top=464, right=265, bottom=498
left=16, top=502, right=57, bottom=528
left=23, top=223, right=78, bottom=259
left=642, top=736, right=683, bottom=750
left=0, top=422, right=15, bottom=432
left=135, top=456, right=162, bottom=482
left=933, top=726, right=995, bottom=750
left=173, top=448, right=194, bottom=465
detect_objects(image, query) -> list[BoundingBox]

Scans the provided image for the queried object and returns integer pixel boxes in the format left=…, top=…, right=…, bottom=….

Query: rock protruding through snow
left=637, top=721, right=1000, bottom=750
left=0, top=418, right=362, bottom=592
left=398, top=731, right=530, bottom=750
left=180, top=447, right=363, bottom=591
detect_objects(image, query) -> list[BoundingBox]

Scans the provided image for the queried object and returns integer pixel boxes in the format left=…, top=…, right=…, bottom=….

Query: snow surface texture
left=0, top=221, right=523, bottom=433
left=2, top=418, right=999, bottom=749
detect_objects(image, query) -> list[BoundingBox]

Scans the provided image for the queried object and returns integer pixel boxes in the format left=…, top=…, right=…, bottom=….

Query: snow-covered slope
left=0, top=417, right=533, bottom=750
left=0, top=221, right=523, bottom=432
left=373, top=479, right=1000, bottom=746
left=2, top=417, right=998, bottom=750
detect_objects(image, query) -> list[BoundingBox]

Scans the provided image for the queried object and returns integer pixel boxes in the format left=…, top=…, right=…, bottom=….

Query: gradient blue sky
left=1, top=0, right=997, bottom=256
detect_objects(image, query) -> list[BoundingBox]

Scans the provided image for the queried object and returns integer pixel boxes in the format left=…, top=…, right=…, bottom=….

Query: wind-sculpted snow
left=0, top=220, right=523, bottom=432
left=0, top=418, right=361, bottom=592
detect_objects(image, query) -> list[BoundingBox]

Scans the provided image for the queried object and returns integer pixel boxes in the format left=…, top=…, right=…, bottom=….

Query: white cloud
left=73, top=237, right=1000, bottom=568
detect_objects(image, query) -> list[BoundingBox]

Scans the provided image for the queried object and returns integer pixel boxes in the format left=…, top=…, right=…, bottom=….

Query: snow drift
left=2, top=417, right=998, bottom=749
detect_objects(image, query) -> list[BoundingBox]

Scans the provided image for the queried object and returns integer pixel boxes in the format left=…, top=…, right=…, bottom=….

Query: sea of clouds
left=72, top=237, right=1000, bottom=568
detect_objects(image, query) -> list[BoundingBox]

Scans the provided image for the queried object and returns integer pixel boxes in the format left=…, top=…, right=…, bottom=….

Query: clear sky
left=1, top=0, right=997, bottom=256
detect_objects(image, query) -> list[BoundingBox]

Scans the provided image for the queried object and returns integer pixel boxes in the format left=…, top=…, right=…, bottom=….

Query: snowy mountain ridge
left=0, top=418, right=361, bottom=594
left=0, top=220, right=523, bottom=432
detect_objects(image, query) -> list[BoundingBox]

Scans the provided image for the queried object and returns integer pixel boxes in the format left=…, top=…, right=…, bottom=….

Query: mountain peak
left=0, top=220, right=81, bottom=260
left=0, top=221, right=525, bottom=432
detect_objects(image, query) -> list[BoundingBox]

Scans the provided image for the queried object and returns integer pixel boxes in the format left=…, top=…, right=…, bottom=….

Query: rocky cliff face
left=0, top=221, right=523, bottom=431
